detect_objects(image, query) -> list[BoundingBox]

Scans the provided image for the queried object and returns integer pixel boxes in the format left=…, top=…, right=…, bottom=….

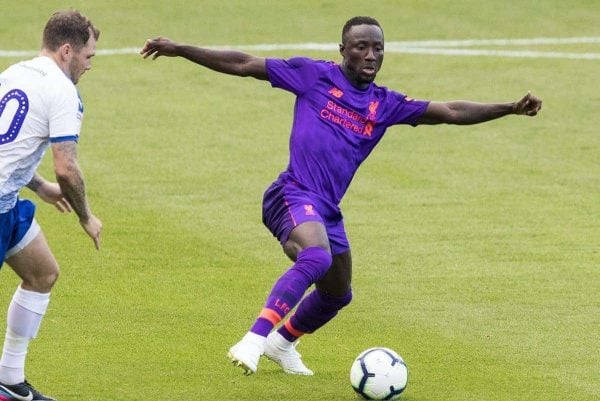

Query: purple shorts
left=262, top=180, right=350, bottom=255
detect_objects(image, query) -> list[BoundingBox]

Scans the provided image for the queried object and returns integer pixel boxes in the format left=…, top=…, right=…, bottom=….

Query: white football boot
left=227, top=332, right=266, bottom=375
left=263, top=331, right=314, bottom=375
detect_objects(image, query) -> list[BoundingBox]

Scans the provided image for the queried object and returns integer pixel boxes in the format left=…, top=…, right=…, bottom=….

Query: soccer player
left=0, top=10, right=102, bottom=400
left=140, top=16, right=542, bottom=376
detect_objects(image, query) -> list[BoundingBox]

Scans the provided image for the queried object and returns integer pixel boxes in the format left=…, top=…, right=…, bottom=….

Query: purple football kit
left=262, top=57, right=430, bottom=255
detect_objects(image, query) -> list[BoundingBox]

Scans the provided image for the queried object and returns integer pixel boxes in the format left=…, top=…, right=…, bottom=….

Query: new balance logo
left=328, top=87, right=344, bottom=98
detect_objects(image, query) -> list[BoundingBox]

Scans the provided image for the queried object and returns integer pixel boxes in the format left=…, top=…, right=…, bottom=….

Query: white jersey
left=0, top=56, right=83, bottom=213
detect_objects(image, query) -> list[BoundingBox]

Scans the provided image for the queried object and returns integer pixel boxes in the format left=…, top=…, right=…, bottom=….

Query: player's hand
left=36, top=181, right=73, bottom=213
left=513, top=91, right=542, bottom=116
left=80, top=214, right=102, bottom=250
left=140, top=37, right=179, bottom=59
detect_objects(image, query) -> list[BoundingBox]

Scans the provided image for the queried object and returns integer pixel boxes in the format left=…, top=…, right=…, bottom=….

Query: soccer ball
left=350, top=347, right=408, bottom=400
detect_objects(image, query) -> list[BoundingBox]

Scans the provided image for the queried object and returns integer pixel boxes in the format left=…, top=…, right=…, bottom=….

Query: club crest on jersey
left=367, top=100, right=379, bottom=120
left=304, top=204, right=316, bottom=216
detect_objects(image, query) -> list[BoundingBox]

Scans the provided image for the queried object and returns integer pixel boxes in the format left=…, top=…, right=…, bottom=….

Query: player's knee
left=24, top=263, right=59, bottom=293
left=295, top=246, right=333, bottom=283
left=45, top=265, right=60, bottom=288
left=316, top=289, right=353, bottom=311
left=344, top=290, right=353, bottom=306
left=334, top=290, right=353, bottom=310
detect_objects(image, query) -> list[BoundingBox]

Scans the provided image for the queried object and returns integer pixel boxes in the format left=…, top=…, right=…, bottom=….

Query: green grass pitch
left=1, top=1, right=599, bottom=400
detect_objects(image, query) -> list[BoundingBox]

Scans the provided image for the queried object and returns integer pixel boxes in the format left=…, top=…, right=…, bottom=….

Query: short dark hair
left=42, top=10, right=100, bottom=51
left=342, top=16, right=382, bottom=44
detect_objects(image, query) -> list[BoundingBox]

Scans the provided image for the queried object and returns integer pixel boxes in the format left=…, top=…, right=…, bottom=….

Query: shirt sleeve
left=265, top=57, right=324, bottom=95
left=386, top=91, right=430, bottom=127
left=48, top=83, right=82, bottom=143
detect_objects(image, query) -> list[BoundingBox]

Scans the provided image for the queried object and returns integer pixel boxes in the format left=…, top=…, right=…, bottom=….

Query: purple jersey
left=266, top=57, right=429, bottom=205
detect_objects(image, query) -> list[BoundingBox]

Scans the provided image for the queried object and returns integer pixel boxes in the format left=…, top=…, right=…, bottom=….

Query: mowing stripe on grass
left=2, top=37, right=600, bottom=59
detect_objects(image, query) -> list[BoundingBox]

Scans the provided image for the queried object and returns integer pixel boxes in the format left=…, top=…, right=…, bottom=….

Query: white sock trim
left=243, top=332, right=267, bottom=345
left=12, top=286, right=50, bottom=315
left=268, top=330, right=293, bottom=348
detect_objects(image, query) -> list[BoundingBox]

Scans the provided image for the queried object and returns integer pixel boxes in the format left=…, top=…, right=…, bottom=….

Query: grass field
left=2, top=1, right=599, bottom=400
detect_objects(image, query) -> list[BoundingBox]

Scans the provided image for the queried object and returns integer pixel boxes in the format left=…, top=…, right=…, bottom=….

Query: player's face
left=339, top=24, right=384, bottom=89
left=68, top=31, right=96, bottom=85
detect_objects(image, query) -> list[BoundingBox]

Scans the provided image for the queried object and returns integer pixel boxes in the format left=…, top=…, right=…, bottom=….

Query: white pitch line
left=0, top=50, right=38, bottom=57
left=2, top=37, right=600, bottom=60
left=391, top=37, right=600, bottom=47
left=390, top=47, right=600, bottom=60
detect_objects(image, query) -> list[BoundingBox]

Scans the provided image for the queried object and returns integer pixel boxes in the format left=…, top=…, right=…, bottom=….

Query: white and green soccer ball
left=350, top=347, right=408, bottom=400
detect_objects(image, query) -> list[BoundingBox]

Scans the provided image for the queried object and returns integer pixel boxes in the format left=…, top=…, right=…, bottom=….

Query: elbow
left=444, top=109, right=463, bottom=125
left=54, top=170, right=71, bottom=187
left=54, top=165, right=69, bottom=181
left=54, top=162, right=78, bottom=184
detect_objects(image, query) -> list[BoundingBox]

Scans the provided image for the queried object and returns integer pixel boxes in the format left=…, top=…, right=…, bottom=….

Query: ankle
left=269, top=331, right=294, bottom=349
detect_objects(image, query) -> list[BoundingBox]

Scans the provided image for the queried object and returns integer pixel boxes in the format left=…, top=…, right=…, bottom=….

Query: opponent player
left=140, top=16, right=542, bottom=376
left=0, top=10, right=102, bottom=400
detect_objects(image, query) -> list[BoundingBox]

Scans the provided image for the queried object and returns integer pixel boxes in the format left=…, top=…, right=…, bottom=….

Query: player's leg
left=276, top=214, right=353, bottom=339
left=5, top=231, right=59, bottom=292
left=252, top=221, right=331, bottom=336
left=228, top=221, right=331, bottom=375
left=257, top=222, right=334, bottom=375
left=228, top=183, right=334, bottom=375
left=0, top=205, right=58, bottom=400
left=293, top=250, right=352, bottom=329
left=264, top=226, right=353, bottom=375
left=270, top=251, right=352, bottom=343
left=315, top=250, right=352, bottom=296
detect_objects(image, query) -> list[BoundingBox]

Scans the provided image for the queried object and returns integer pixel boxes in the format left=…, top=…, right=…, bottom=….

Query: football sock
left=240, top=331, right=267, bottom=350
left=0, top=286, right=50, bottom=385
left=249, top=247, right=332, bottom=337
left=278, top=289, right=352, bottom=342
left=267, top=330, right=293, bottom=350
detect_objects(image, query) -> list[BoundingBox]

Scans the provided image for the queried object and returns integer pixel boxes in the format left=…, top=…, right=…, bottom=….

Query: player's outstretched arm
left=417, top=91, right=542, bottom=125
left=140, top=36, right=268, bottom=80
left=51, top=141, right=102, bottom=250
